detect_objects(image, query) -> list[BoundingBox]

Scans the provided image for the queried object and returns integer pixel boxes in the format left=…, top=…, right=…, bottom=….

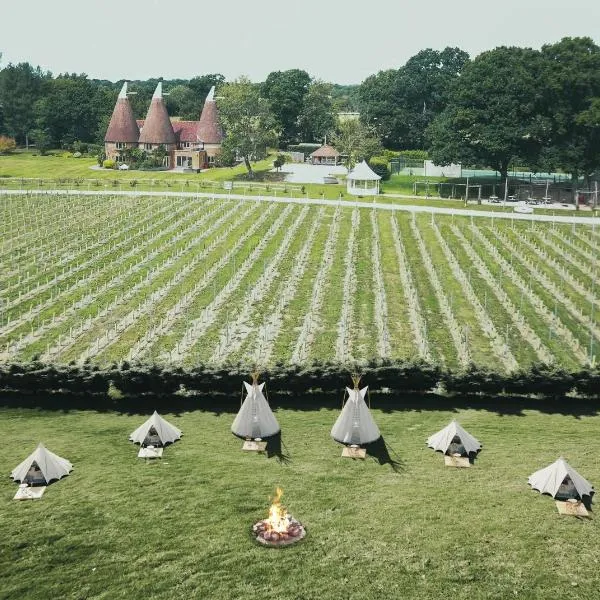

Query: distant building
left=310, top=144, right=341, bottom=166
left=337, top=112, right=360, bottom=123
left=104, top=82, right=223, bottom=170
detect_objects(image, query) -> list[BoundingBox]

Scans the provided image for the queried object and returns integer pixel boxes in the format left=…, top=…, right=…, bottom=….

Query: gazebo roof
left=347, top=160, right=381, bottom=181
left=310, top=144, right=340, bottom=158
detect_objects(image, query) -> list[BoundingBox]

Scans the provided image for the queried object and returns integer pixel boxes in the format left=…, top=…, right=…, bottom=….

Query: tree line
left=1, top=37, right=600, bottom=180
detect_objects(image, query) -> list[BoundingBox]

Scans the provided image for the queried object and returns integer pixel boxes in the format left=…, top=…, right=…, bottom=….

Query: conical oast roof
left=104, top=82, right=140, bottom=143
left=129, top=411, right=182, bottom=446
left=331, top=386, right=381, bottom=445
left=197, top=86, right=224, bottom=144
left=231, top=381, right=280, bottom=439
left=528, top=457, right=594, bottom=499
left=427, top=420, right=482, bottom=455
left=11, top=443, right=73, bottom=484
left=138, top=82, right=176, bottom=145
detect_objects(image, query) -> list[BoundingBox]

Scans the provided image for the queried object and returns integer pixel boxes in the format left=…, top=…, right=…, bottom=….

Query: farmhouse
left=104, top=82, right=223, bottom=170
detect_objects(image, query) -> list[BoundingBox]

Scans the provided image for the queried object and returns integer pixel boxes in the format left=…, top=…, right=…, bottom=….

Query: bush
left=72, top=152, right=82, bottom=158
left=398, top=149, right=429, bottom=160
left=103, top=159, right=116, bottom=169
left=369, top=156, right=391, bottom=181
left=0, top=135, right=17, bottom=154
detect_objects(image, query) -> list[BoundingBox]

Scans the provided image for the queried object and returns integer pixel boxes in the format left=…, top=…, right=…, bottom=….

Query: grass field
left=1, top=193, right=598, bottom=370
left=1, top=403, right=599, bottom=599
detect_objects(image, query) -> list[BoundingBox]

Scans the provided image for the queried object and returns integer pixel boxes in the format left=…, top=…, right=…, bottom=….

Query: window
left=116, top=142, right=125, bottom=149
left=208, top=155, right=215, bottom=165
left=144, top=143, right=152, bottom=150
left=116, top=155, right=124, bottom=162
left=181, top=141, right=191, bottom=148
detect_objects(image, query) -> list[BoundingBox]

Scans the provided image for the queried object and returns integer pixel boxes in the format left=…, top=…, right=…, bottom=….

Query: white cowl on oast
left=231, top=380, right=280, bottom=439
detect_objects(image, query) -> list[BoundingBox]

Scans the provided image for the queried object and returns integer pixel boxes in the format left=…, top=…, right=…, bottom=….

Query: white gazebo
left=346, top=160, right=381, bottom=196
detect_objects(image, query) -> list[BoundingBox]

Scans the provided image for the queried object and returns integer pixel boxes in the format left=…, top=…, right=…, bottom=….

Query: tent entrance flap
left=24, top=461, right=46, bottom=486
left=143, top=426, right=162, bottom=447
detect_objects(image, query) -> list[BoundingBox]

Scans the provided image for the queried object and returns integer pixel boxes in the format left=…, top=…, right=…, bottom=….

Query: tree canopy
left=217, top=77, right=280, bottom=176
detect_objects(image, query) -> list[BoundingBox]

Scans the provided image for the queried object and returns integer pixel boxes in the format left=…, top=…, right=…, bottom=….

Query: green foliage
left=218, top=77, right=280, bottom=176
left=273, top=153, right=287, bottom=171
left=30, top=128, right=51, bottom=155
left=331, top=119, right=382, bottom=168
left=0, top=134, right=17, bottom=153
left=359, top=47, right=469, bottom=149
left=102, top=158, right=115, bottom=169
left=368, top=156, right=391, bottom=180
left=261, top=69, right=311, bottom=145
left=397, top=149, right=429, bottom=160
left=297, top=80, right=336, bottom=143
left=427, top=46, right=545, bottom=179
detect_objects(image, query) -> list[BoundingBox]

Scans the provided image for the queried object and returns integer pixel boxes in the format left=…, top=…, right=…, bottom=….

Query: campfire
left=252, top=487, right=306, bottom=547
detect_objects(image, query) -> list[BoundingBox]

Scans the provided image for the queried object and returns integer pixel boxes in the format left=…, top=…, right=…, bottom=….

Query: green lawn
left=1, top=402, right=599, bottom=599
left=1, top=151, right=595, bottom=216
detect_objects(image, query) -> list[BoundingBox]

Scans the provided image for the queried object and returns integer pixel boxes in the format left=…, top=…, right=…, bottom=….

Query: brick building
left=104, top=82, right=223, bottom=170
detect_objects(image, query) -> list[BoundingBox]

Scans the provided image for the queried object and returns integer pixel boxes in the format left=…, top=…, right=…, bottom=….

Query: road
left=1, top=188, right=599, bottom=224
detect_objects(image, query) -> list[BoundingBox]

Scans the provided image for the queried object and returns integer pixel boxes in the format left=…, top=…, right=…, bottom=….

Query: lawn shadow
left=365, top=436, right=405, bottom=473
left=266, top=432, right=292, bottom=465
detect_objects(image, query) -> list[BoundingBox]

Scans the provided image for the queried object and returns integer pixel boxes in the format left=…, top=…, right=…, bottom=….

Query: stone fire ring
left=252, top=518, right=306, bottom=547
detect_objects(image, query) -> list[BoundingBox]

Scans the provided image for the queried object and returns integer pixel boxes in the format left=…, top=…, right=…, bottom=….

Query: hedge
left=0, top=360, right=599, bottom=404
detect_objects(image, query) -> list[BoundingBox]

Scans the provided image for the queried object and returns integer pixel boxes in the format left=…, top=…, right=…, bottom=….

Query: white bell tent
left=11, top=443, right=73, bottom=485
left=346, top=160, right=381, bottom=196
left=427, top=420, right=482, bottom=456
left=331, top=377, right=381, bottom=446
left=129, top=411, right=182, bottom=447
left=528, top=457, right=594, bottom=500
left=231, top=375, right=280, bottom=440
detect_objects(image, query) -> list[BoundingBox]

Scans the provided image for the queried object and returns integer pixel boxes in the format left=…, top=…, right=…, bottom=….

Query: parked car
left=118, top=164, right=130, bottom=170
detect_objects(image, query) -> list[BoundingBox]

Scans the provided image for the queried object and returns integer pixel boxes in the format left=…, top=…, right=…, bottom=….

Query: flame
left=266, top=487, right=290, bottom=533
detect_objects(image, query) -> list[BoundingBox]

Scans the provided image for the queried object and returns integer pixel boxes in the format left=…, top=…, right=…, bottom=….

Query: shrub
left=369, top=156, right=391, bottom=181
left=398, top=149, right=429, bottom=160
left=72, top=152, right=82, bottom=158
left=0, top=135, right=17, bottom=154
left=103, top=159, right=116, bottom=169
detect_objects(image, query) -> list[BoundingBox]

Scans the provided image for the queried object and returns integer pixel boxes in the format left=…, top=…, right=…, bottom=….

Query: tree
left=262, top=69, right=310, bottom=146
left=359, top=47, right=469, bottom=149
left=538, top=37, right=600, bottom=202
left=297, top=80, right=336, bottom=143
left=273, top=153, right=287, bottom=171
left=330, top=120, right=382, bottom=168
left=427, top=46, right=545, bottom=182
left=0, top=135, right=16, bottom=153
left=0, top=62, right=46, bottom=146
left=30, top=128, right=51, bottom=155
left=217, top=77, right=280, bottom=176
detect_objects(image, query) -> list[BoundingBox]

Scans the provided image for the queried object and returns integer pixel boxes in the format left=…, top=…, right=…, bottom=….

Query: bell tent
left=331, top=376, right=381, bottom=446
left=11, top=443, right=73, bottom=486
left=231, top=374, right=280, bottom=440
left=129, top=411, right=182, bottom=447
left=427, top=420, right=482, bottom=456
left=528, top=457, right=594, bottom=501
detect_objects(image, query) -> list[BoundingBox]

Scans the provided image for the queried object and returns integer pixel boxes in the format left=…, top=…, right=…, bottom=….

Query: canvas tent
left=427, top=420, right=482, bottom=456
left=11, top=443, right=73, bottom=485
left=129, top=411, right=182, bottom=447
left=528, top=457, right=594, bottom=500
left=331, top=381, right=381, bottom=446
left=231, top=377, right=280, bottom=440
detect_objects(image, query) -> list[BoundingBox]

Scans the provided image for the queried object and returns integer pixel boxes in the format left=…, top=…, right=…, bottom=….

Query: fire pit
left=252, top=487, right=306, bottom=547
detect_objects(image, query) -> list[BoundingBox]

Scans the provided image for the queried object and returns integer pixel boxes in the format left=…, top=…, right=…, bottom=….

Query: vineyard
left=0, top=193, right=598, bottom=371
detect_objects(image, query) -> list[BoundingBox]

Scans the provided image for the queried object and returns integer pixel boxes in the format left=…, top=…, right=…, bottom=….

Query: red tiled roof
left=197, top=99, right=223, bottom=144
left=105, top=97, right=139, bottom=143
left=137, top=120, right=200, bottom=144
left=310, top=144, right=340, bottom=158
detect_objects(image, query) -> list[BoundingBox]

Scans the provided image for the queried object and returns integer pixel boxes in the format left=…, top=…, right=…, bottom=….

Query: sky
left=3, top=0, right=600, bottom=84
